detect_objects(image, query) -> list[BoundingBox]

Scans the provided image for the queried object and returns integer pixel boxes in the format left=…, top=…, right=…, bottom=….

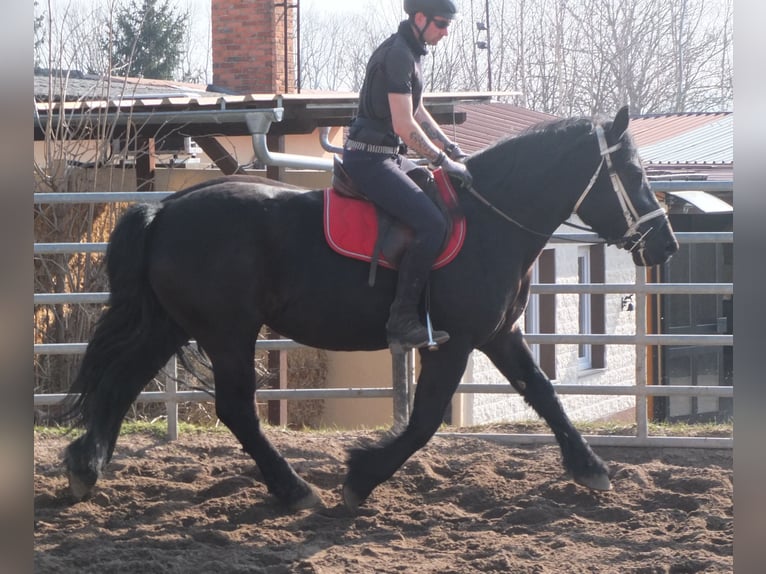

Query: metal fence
left=34, top=184, right=733, bottom=448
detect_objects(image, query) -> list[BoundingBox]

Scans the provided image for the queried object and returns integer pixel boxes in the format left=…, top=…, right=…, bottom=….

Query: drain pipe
left=319, top=126, right=345, bottom=154
left=246, top=108, right=333, bottom=171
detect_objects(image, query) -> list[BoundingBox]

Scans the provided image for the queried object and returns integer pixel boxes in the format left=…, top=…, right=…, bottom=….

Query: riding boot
left=386, top=246, right=449, bottom=352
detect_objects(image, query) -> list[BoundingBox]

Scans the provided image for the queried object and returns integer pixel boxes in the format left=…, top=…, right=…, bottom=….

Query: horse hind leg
left=62, top=305, right=188, bottom=500
left=205, top=338, right=323, bottom=511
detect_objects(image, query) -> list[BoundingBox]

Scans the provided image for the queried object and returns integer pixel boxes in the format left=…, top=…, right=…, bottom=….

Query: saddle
left=325, top=156, right=466, bottom=286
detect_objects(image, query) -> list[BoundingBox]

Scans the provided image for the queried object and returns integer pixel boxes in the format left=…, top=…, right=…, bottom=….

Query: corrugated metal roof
left=445, top=106, right=733, bottom=172
left=637, top=115, right=732, bottom=165
left=447, top=102, right=557, bottom=154
left=33, top=72, right=223, bottom=102
left=628, top=112, right=730, bottom=147
left=665, top=191, right=733, bottom=213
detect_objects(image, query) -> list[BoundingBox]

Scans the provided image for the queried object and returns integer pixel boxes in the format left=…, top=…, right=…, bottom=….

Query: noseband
left=573, top=125, right=668, bottom=251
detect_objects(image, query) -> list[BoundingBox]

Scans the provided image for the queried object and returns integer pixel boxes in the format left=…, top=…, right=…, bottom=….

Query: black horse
left=62, top=107, right=678, bottom=512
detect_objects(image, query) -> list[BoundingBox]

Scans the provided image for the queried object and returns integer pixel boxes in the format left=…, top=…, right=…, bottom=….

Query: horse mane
left=474, top=115, right=597, bottom=162
left=466, top=115, right=601, bottom=196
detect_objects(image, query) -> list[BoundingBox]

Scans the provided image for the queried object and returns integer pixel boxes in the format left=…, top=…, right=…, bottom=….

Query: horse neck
left=466, top=126, right=597, bottom=243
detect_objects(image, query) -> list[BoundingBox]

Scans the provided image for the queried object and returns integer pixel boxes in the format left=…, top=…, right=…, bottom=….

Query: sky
left=189, top=0, right=375, bottom=16
left=298, top=0, right=363, bottom=11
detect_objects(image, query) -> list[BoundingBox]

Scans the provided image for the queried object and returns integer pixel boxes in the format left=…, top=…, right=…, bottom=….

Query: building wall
left=33, top=128, right=341, bottom=193
left=319, top=350, right=397, bottom=429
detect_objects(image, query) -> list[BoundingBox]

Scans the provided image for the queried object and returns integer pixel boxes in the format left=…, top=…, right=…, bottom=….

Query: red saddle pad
left=323, top=167, right=466, bottom=270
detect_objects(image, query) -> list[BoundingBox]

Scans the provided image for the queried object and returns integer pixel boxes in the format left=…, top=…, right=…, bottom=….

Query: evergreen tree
left=112, top=0, right=188, bottom=80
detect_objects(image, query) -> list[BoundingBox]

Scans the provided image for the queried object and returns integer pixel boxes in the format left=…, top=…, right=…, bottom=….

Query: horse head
left=572, top=106, right=679, bottom=266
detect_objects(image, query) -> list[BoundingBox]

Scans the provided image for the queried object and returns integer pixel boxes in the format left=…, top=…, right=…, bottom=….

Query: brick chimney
left=211, top=0, right=296, bottom=94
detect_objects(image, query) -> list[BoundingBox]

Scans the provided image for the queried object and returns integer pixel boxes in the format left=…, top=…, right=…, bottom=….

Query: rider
left=342, top=0, right=473, bottom=352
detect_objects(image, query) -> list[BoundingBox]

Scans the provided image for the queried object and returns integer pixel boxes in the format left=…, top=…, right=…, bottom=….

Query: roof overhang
left=665, top=190, right=733, bottom=213
left=33, top=91, right=510, bottom=143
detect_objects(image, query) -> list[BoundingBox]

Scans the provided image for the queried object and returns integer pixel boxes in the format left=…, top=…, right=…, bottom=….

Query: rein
left=463, top=124, right=668, bottom=246
left=463, top=184, right=554, bottom=240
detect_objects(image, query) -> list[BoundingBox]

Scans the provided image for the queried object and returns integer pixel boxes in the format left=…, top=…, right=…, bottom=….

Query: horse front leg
left=206, top=340, right=324, bottom=511
left=343, top=346, right=471, bottom=510
left=479, top=326, right=612, bottom=491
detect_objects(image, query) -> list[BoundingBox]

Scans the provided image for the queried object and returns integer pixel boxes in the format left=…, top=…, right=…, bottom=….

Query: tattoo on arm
left=408, top=130, right=441, bottom=163
left=420, top=120, right=451, bottom=148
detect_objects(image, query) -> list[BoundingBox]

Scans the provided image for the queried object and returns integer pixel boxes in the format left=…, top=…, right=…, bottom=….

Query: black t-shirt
left=354, top=20, right=428, bottom=137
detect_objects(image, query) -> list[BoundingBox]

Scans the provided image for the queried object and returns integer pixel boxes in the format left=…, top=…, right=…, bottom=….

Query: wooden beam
left=135, top=137, right=156, bottom=191
left=193, top=135, right=246, bottom=175
left=265, top=134, right=285, bottom=182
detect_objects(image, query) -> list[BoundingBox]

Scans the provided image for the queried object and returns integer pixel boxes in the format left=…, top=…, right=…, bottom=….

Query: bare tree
left=34, top=0, right=178, bottom=398
left=299, top=1, right=403, bottom=92
left=179, top=0, right=211, bottom=83
left=299, top=8, right=364, bottom=91
left=298, top=0, right=732, bottom=115
left=40, top=0, right=734, bottom=114
left=667, top=0, right=732, bottom=111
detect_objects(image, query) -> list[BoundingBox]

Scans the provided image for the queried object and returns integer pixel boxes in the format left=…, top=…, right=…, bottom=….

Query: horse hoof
left=67, top=472, right=93, bottom=501
left=288, top=487, right=325, bottom=512
left=575, top=473, right=612, bottom=492
left=342, top=483, right=364, bottom=512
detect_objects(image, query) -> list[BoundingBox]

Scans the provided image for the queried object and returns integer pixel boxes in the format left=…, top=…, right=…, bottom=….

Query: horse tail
left=60, top=203, right=188, bottom=431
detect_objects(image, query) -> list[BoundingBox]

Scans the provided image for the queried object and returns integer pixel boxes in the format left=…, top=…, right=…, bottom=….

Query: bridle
left=463, top=123, right=668, bottom=253
left=573, top=125, right=667, bottom=249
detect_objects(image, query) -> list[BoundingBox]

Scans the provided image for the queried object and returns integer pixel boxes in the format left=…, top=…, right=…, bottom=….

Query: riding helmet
left=403, top=0, right=459, bottom=20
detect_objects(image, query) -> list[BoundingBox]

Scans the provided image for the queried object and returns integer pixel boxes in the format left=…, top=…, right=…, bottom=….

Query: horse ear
left=611, top=106, right=630, bottom=139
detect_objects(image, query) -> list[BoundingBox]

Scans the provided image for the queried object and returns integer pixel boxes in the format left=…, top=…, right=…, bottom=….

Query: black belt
left=344, top=139, right=400, bottom=155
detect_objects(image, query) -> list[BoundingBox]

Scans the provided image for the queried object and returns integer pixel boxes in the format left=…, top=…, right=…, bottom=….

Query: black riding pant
left=342, top=150, right=447, bottom=307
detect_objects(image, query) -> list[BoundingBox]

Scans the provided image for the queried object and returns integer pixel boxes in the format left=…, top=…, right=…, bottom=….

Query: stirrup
left=388, top=332, right=449, bottom=354
left=387, top=314, right=450, bottom=353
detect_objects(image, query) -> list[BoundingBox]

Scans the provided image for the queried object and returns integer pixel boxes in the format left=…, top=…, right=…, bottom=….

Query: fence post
left=407, top=349, right=416, bottom=413
left=166, top=355, right=179, bottom=441
left=392, top=351, right=409, bottom=432
left=635, top=269, right=648, bottom=441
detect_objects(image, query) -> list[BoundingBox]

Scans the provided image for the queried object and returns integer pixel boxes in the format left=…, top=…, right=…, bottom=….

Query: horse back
left=148, top=180, right=323, bottom=293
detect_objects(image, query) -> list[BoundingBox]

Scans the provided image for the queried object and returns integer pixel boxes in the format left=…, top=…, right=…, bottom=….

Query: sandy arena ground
left=34, top=427, right=732, bottom=573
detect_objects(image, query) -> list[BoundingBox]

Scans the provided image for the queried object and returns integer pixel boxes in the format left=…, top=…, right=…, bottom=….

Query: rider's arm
left=388, top=93, right=443, bottom=164
left=413, top=104, right=452, bottom=151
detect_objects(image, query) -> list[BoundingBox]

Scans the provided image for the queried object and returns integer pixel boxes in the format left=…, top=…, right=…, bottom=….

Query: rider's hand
left=437, top=153, right=473, bottom=187
left=444, top=142, right=469, bottom=162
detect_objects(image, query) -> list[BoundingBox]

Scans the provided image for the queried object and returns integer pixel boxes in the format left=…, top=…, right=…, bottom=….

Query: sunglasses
left=432, top=18, right=451, bottom=30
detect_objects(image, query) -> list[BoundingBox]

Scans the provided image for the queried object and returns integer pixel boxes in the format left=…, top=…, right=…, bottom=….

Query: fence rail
left=34, top=185, right=734, bottom=447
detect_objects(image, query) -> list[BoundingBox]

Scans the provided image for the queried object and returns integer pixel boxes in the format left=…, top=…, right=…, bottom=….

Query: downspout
left=319, top=126, right=344, bottom=154
left=245, top=108, right=333, bottom=171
